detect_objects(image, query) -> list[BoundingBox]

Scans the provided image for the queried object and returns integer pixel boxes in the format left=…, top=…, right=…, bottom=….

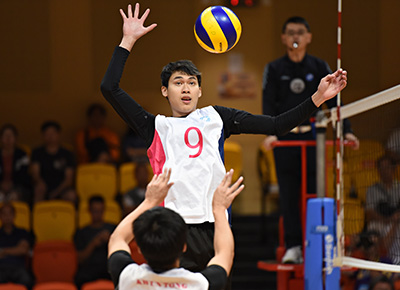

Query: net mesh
left=326, top=85, right=400, bottom=272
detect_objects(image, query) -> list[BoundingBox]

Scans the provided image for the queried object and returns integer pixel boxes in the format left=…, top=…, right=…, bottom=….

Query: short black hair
left=134, top=207, right=187, bottom=272
left=161, top=60, right=202, bottom=88
left=88, top=195, right=105, bottom=207
left=282, top=16, right=311, bottom=33
left=41, top=120, right=61, bottom=133
left=0, top=123, right=18, bottom=138
left=87, top=103, right=107, bottom=118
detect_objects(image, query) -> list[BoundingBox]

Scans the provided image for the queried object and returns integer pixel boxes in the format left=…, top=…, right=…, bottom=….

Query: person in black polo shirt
left=0, top=203, right=32, bottom=289
left=262, top=16, right=359, bottom=263
left=31, top=121, right=76, bottom=204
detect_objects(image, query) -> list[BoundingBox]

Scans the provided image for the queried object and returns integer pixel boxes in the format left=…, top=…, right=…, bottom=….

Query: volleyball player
left=101, top=2, right=348, bottom=278
left=108, top=169, right=244, bottom=290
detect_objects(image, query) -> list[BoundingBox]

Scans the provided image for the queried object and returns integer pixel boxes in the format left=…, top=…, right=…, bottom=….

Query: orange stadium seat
left=33, top=282, right=77, bottom=290
left=32, top=241, right=77, bottom=284
left=0, top=283, right=28, bottom=290
left=33, top=201, right=76, bottom=242
left=81, top=280, right=114, bottom=290
left=76, top=163, right=117, bottom=202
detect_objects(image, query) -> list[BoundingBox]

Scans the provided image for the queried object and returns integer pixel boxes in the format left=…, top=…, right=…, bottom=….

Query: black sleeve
left=100, top=46, right=156, bottom=148
left=262, top=63, right=279, bottom=116
left=108, top=250, right=135, bottom=288
left=201, top=265, right=227, bottom=290
left=214, top=97, right=317, bottom=139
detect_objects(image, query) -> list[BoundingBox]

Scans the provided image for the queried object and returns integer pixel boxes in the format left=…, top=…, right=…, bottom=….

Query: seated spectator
left=0, top=203, right=33, bottom=289
left=74, top=195, right=116, bottom=289
left=0, top=124, right=31, bottom=204
left=31, top=121, right=76, bottom=203
left=365, top=155, right=400, bottom=264
left=386, top=128, right=400, bottom=163
left=76, top=103, right=120, bottom=164
left=122, top=162, right=149, bottom=216
left=121, top=127, right=148, bottom=163
left=368, top=275, right=394, bottom=290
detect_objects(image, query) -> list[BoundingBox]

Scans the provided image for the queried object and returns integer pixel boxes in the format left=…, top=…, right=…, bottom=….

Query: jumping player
left=108, top=168, right=244, bottom=290
left=101, top=3, right=348, bottom=277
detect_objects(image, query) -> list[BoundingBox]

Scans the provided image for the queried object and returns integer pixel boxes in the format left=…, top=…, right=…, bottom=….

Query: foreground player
left=108, top=169, right=244, bottom=290
left=101, top=3, right=348, bottom=277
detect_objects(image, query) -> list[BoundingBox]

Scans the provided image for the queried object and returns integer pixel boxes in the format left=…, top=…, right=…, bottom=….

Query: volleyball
left=194, top=6, right=242, bottom=54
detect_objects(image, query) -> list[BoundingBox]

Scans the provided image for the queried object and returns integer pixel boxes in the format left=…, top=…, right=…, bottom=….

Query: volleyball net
left=325, top=84, right=400, bottom=272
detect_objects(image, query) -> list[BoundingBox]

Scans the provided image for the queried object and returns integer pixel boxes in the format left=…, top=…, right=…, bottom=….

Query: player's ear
left=182, top=243, right=187, bottom=253
left=161, top=86, right=168, bottom=98
left=281, top=33, right=287, bottom=46
left=306, top=32, right=312, bottom=45
left=198, top=87, right=202, bottom=98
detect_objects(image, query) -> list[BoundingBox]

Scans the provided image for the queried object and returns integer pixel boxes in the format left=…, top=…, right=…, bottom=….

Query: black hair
left=282, top=16, right=311, bottom=33
left=41, top=120, right=61, bottom=133
left=88, top=195, right=105, bottom=207
left=0, top=202, right=16, bottom=216
left=86, top=137, right=110, bottom=162
left=368, top=275, right=394, bottom=290
left=377, top=154, right=397, bottom=168
left=134, top=207, right=187, bottom=272
left=161, top=60, right=202, bottom=88
left=87, top=103, right=107, bottom=118
left=0, top=123, right=18, bottom=138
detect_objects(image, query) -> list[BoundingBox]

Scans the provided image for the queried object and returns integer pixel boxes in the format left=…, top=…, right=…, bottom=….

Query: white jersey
left=119, top=263, right=209, bottom=290
left=147, top=106, right=226, bottom=224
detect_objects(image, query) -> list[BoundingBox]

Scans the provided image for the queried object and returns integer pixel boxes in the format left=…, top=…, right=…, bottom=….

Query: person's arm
left=0, top=239, right=30, bottom=258
left=207, top=169, right=244, bottom=274
left=48, top=167, right=74, bottom=199
left=108, top=168, right=173, bottom=257
left=216, top=69, right=348, bottom=139
left=100, top=4, right=157, bottom=148
left=77, top=229, right=111, bottom=263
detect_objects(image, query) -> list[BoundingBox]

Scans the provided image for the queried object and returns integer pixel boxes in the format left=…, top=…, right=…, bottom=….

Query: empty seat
left=32, top=241, right=77, bottom=284
left=76, top=163, right=117, bottom=202
left=33, top=201, right=76, bottom=242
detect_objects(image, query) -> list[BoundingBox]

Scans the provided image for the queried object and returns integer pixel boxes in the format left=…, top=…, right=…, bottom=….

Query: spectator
left=31, top=121, right=76, bottom=203
left=121, top=127, right=148, bottom=163
left=76, top=103, right=120, bottom=164
left=74, top=195, right=116, bottom=289
left=122, top=162, right=149, bottom=216
left=368, top=275, right=394, bottom=290
left=0, top=124, right=31, bottom=204
left=0, top=203, right=33, bottom=289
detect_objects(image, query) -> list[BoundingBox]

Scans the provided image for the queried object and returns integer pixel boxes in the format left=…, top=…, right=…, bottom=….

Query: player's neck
left=287, top=49, right=306, bottom=63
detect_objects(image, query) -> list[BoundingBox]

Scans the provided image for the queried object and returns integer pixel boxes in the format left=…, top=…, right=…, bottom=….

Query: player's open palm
left=120, top=3, right=157, bottom=44
left=318, top=69, right=347, bottom=102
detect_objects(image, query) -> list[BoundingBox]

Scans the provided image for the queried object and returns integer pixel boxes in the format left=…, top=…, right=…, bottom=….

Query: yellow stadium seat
left=78, top=199, right=121, bottom=228
left=76, top=163, right=117, bottom=202
left=0, top=201, right=31, bottom=231
left=33, top=201, right=76, bottom=242
left=224, top=141, right=243, bottom=182
left=118, top=162, right=153, bottom=194
left=343, top=198, right=365, bottom=235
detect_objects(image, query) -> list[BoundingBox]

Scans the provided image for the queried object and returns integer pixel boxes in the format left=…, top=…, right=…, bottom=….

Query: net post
left=316, top=110, right=327, bottom=198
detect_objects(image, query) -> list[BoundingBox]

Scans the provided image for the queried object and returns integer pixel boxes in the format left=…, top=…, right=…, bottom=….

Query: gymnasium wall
left=1, top=0, right=399, bottom=214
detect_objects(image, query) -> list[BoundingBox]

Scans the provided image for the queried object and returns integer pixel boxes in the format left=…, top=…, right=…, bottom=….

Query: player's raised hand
left=119, top=3, right=157, bottom=51
left=312, top=69, right=348, bottom=107
left=213, top=169, right=244, bottom=211
left=144, top=168, right=174, bottom=206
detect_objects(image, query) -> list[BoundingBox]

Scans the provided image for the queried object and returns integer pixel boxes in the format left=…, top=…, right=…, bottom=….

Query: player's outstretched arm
left=312, top=69, right=348, bottom=107
left=207, top=169, right=244, bottom=274
left=108, top=168, right=173, bottom=257
left=119, top=3, right=157, bottom=52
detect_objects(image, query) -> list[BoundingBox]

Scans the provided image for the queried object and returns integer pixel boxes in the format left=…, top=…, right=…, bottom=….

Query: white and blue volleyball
left=194, top=6, right=242, bottom=54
